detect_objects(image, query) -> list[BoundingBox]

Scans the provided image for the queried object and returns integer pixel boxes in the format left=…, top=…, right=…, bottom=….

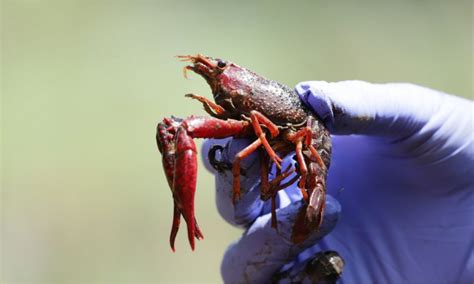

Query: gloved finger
left=220, top=195, right=341, bottom=284
left=295, top=80, right=472, bottom=139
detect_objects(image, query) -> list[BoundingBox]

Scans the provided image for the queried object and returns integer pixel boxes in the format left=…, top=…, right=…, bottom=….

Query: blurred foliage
left=1, top=0, right=471, bottom=283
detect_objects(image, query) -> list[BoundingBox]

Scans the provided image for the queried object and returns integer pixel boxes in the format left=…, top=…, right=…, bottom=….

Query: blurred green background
left=2, top=0, right=471, bottom=283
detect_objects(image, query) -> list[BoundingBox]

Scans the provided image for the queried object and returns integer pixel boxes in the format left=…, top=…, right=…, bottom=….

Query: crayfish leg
left=259, top=150, right=298, bottom=230
left=231, top=139, right=262, bottom=203
left=295, top=140, right=309, bottom=201
left=249, top=111, right=282, bottom=169
left=185, top=93, right=228, bottom=118
left=271, top=195, right=278, bottom=230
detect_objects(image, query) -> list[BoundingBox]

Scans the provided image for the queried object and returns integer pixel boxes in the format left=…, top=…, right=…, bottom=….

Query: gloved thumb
left=295, top=80, right=471, bottom=139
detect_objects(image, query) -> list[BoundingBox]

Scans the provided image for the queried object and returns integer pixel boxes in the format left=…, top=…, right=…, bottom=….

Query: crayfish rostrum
left=156, top=54, right=331, bottom=251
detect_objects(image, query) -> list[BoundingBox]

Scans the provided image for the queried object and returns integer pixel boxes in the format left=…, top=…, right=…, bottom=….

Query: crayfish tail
left=291, top=204, right=310, bottom=244
left=307, top=185, right=326, bottom=229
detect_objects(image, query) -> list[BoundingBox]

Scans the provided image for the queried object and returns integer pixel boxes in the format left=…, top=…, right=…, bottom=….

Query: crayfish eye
left=217, top=60, right=227, bottom=68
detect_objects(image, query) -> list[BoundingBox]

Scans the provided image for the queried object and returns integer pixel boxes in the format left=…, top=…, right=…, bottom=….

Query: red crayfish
left=156, top=54, right=331, bottom=251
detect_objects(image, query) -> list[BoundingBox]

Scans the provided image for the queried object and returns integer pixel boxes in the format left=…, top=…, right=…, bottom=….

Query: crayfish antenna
left=176, top=55, right=193, bottom=62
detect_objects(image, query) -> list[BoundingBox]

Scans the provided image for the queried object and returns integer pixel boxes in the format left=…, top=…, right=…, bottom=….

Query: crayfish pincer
left=156, top=54, right=331, bottom=251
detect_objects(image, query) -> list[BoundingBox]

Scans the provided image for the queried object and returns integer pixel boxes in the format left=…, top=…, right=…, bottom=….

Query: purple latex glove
left=202, top=138, right=342, bottom=283
left=204, top=81, right=474, bottom=283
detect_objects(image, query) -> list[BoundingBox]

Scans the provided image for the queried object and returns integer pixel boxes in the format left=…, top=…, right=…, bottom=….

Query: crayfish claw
left=194, top=218, right=204, bottom=240
left=172, top=126, right=200, bottom=250
left=158, top=118, right=203, bottom=251
left=170, top=204, right=181, bottom=252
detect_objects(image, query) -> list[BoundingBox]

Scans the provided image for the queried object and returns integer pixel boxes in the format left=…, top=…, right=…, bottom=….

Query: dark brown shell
left=229, top=80, right=310, bottom=125
left=213, top=66, right=312, bottom=126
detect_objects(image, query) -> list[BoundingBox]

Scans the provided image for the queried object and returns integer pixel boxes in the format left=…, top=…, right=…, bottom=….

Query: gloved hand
left=203, top=80, right=474, bottom=284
